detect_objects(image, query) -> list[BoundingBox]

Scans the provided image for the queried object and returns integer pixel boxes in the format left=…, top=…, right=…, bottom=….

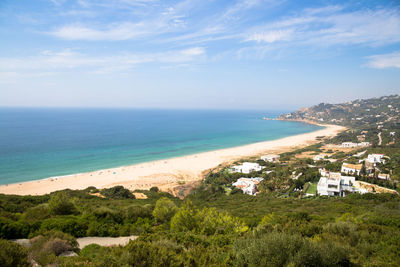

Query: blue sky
left=0, top=0, right=399, bottom=110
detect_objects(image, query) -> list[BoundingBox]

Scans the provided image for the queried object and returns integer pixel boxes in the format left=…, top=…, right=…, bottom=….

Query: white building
left=341, top=163, right=363, bottom=175
left=313, top=154, right=328, bottom=161
left=341, top=142, right=370, bottom=148
left=317, top=172, right=356, bottom=197
left=378, top=173, right=390, bottom=180
left=261, top=154, right=280, bottom=163
left=341, top=142, right=358, bottom=148
left=230, top=162, right=265, bottom=174
left=367, top=154, right=385, bottom=165
left=232, top=177, right=264, bottom=195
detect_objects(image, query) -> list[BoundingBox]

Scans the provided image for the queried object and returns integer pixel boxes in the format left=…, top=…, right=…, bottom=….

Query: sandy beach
left=0, top=123, right=345, bottom=196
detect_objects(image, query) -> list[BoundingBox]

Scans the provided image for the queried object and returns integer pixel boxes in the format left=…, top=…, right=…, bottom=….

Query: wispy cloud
left=366, top=52, right=400, bottom=69
left=246, top=29, right=293, bottom=43
left=245, top=6, right=400, bottom=47
left=50, top=22, right=149, bottom=41
left=0, top=47, right=206, bottom=75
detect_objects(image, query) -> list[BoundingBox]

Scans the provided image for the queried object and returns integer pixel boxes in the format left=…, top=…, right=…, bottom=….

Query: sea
left=0, top=108, right=322, bottom=185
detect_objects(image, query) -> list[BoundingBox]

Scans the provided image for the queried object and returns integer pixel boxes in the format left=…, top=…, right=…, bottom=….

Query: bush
left=42, top=238, right=73, bottom=256
left=152, top=198, right=178, bottom=223
left=29, top=231, right=78, bottom=266
left=48, top=192, right=78, bottom=215
left=150, top=187, right=159, bottom=192
left=23, top=204, right=51, bottom=223
left=233, top=232, right=350, bottom=267
left=0, top=239, right=29, bottom=267
left=39, top=217, right=88, bottom=237
left=0, top=219, right=30, bottom=239
left=100, top=186, right=135, bottom=199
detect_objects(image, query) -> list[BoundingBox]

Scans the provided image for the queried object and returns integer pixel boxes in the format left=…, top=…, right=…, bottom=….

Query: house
left=367, top=154, right=385, bottom=165
left=230, top=162, right=265, bottom=174
left=341, top=142, right=358, bottom=148
left=378, top=173, right=390, bottom=180
left=317, top=172, right=340, bottom=196
left=341, top=163, right=363, bottom=175
left=261, top=154, right=280, bottom=163
left=390, top=132, right=396, bottom=137
left=359, top=142, right=370, bottom=147
left=232, top=177, right=264, bottom=195
left=313, top=154, right=328, bottom=161
left=317, top=172, right=356, bottom=197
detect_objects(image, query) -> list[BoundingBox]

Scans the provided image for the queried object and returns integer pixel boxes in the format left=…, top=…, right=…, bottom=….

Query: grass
left=305, top=183, right=317, bottom=195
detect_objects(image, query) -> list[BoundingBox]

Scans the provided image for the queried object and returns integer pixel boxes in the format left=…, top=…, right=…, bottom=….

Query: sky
left=0, top=0, right=400, bottom=110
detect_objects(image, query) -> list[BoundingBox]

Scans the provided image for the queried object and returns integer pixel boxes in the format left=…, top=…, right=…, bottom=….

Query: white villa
left=232, top=177, right=264, bottom=195
left=341, top=163, right=363, bottom=175
left=313, top=154, right=328, bottom=161
left=317, top=172, right=356, bottom=197
left=230, top=162, right=265, bottom=174
left=261, top=154, right=280, bottom=163
left=367, top=154, right=385, bottom=165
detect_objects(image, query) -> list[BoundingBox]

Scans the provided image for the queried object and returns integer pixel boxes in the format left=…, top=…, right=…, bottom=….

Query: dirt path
left=378, top=132, right=382, bottom=146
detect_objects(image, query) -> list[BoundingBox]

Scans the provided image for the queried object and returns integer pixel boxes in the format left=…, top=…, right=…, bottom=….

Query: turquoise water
left=0, top=108, right=322, bottom=185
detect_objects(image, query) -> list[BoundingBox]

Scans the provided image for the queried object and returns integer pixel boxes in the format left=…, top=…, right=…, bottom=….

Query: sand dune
left=0, top=123, right=345, bottom=196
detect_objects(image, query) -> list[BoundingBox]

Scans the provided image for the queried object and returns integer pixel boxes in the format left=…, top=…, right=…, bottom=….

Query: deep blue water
left=0, top=108, right=322, bottom=185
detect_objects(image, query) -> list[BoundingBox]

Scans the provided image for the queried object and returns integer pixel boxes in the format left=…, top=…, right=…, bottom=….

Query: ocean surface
left=0, top=108, right=322, bottom=185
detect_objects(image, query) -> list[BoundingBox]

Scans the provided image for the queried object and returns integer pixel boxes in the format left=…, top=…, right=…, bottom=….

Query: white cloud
left=0, top=47, right=206, bottom=75
left=50, top=22, right=148, bottom=41
left=246, top=6, right=400, bottom=47
left=246, top=29, right=293, bottom=43
left=181, top=47, right=204, bottom=56
left=366, top=52, right=400, bottom=69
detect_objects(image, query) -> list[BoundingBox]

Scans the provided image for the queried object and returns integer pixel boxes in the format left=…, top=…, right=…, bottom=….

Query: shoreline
left=0, top=123, right=345, bottom=196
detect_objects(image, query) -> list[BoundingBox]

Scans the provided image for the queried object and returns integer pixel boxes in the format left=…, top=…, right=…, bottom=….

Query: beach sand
left=0, top=123, right=345, bottom=196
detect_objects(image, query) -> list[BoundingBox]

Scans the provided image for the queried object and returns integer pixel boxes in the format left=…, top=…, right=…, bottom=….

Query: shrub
left=29, top=230, right=78, bottom=266
left=150, top=187, right=159, bottom=192
left=152, top=197, right=178, bottom=223
left=0, top=239, right=29, bottom=267
left=100, top=186, right=135, bottom=199
left=23, top=204, right=51, bottom=223
left=41, top=238, right=73, bottom=256
left=233, top=232, right=350, bottom=267
left=124, top=205, right=153, bottom=222
left=48, top=192, right=78, bottom=215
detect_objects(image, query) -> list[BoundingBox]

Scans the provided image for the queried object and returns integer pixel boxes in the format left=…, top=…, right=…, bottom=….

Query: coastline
left=0, top=123, right=345, bottom=196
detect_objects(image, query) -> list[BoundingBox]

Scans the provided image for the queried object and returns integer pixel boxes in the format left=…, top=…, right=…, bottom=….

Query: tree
left=152, top=197, right=178, bottom=223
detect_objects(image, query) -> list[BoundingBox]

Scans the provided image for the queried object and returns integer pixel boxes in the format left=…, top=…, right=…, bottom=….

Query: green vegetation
left=0, top=186, right=399, bottom=266
left=0, top=239, right=29, bottom=267
left=1, top=94, right=399, bottom=266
